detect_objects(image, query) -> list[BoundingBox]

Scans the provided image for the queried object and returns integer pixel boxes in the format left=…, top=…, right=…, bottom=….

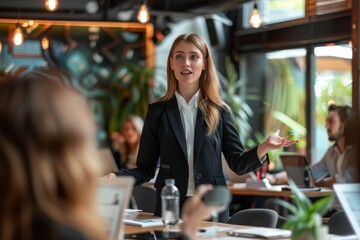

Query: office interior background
left=0, top=0, right=359, bottom=171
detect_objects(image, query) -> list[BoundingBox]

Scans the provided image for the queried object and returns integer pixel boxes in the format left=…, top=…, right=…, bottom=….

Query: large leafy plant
left=104, top=62, right=154, bottom=134
left=273, top=180, right=334, bottom=240
left=219, top=57, right=258, bottom=142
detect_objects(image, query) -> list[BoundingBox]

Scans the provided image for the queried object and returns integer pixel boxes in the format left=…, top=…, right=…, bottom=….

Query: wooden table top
left=123, top=212, right=289, bottom=239
left=228, top=184, right=334, bottom=198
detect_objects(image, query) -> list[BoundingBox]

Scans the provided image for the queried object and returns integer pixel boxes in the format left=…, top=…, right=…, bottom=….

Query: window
left=313, top=43, right=352, bottom=162
left=243, top=0, right=305, bottom=28
left=264, top=49, right=307, bottom=170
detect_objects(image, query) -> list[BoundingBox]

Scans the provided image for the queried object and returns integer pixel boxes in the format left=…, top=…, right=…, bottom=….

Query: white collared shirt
left=175, top=90, right=199, bottom=196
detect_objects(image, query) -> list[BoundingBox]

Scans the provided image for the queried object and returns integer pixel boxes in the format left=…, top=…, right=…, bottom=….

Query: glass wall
left=313, top=44, right=353, bottom=162
left=240, top=43, right=353, bottom=170
left=264, top=49, right=307, bottom=170
left=243, top=0, right=305, bottom=28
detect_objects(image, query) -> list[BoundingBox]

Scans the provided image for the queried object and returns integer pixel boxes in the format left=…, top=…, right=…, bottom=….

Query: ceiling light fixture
left=85, top=1, right=99, bottom=14
left=249, top=3, right=262, bottom=28
left=45, top=0, right=59, bottom=12
left=137, top=0, right=150, bottom=24
left=13, top=24, right=24, bottom=46
left=41, top=37, right=50, bottom=49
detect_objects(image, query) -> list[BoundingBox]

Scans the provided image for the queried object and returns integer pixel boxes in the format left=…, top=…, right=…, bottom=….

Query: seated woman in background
left=0, top=71, right=219, bottom=240
left=111, top=115, right=144, bottom=169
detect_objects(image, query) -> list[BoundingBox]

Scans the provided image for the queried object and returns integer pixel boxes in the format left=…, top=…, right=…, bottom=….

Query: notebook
left=98, top=148, right=119, bottom=175
left=333, top=183, right=360, bottom=239
left=279, top=153, right=320, bottom=190
left=96, top=177, right=134, bottom=240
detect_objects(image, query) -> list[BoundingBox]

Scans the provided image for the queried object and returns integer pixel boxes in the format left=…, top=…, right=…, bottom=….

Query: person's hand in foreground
left=181, top=184, right=221, bottom=240
left=258, top=129, right=299, bottom=159
left=104, top=172, right=117, bottom=178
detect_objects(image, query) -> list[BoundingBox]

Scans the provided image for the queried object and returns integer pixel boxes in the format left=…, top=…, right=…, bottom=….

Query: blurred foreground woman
left=0, top=74, right=107, bottom=240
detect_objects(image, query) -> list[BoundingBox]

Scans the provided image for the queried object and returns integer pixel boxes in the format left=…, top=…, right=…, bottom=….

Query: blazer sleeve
left=115, top=103, right=162, bottom=185
left=221, top=107, right=267, bottom=175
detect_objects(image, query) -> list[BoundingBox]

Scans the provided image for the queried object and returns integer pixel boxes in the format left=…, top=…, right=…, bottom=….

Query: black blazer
left=117, top=97, right=267, bottom=218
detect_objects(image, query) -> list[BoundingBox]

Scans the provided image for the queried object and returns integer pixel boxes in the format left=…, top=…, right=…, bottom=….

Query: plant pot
left=294, top=225, right=329, bottom=240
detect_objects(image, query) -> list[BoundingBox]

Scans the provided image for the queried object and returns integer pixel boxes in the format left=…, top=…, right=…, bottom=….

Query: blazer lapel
left=194, top=108, right=206, bottom=163
left=166, top=98, right=188, bottom=159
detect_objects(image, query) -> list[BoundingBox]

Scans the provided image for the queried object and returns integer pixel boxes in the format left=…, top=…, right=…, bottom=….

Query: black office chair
left=132, top=185, right=157, bottom=213
left=327, top=210, right=355, bottom=236
left=227, top=208, right=279, bottom=228
left=276, top=215, right=287, bottom=228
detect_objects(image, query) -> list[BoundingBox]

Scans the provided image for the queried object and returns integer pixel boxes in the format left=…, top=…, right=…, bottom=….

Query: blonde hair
left=0, top=74, right=106, bottom=240
left=160, top=33, right=229, bottom=135
left=121, top=115, right=144, bottom=165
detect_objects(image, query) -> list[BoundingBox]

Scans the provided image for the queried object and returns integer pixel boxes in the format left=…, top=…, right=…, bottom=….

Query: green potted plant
left=273, top=180, right=335, bottom=240
left=218, top=57, right=258, bottom=142
left=103, top=62, right=154, bottom=134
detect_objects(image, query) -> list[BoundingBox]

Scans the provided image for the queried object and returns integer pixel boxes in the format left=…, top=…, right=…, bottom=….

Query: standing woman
left=111, top=115, right=144, bottom=169
left=107, top=33, right=297, bottom=222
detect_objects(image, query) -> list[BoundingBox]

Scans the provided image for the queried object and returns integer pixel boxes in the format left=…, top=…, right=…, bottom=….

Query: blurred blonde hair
left=0, top=74, right=106, bottom=240
left=160, top=33, right=229, bottom=135
left=121, top=115, right=144, bottom=165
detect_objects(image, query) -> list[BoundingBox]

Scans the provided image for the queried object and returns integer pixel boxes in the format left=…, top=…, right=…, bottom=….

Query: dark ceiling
left=0, top=0, right=247, bottom=22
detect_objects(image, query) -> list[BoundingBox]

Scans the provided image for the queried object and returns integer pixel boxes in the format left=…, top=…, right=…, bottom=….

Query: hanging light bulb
left=45, top=0, right=59, bottom=11
left=137, top=1, right=150, bottom=24
left=41, top=37, right=50, bottom=49
left=13, top=24, right=24, bottom=46
left=249, top=3, right=262, bottom=28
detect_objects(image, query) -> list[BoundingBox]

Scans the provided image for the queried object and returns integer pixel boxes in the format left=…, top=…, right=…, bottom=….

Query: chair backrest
left=132, top=185, right=157, bottom=213
left=276, top=215, right=287, bottom=228
left=327, top=210, right=355, bottom=236
left=227, top=208, right=279, bottom=228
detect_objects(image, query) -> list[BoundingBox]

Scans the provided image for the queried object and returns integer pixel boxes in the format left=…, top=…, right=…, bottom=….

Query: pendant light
left=45, top=0, right=59, bottom=11
left=249, top=3, right=262, bottom=28
left=41, top=37, right=50, bottom=50
left=13, top=24, right=24, bottom=46
left=137, top=0, right=150, bottom=24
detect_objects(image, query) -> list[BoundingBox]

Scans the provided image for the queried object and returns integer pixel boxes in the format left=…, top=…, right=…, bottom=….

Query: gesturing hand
left=266, top=129, right=299, bottom=150
left=257, top=129, right=299, bottom=159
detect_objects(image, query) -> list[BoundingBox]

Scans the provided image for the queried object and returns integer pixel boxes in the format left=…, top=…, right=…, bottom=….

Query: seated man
left=267, top=104, right=358, bottom=187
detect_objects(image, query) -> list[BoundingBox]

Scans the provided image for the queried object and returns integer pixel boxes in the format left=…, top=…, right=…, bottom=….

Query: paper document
left=227, top=227, right=291, bottom=239
left=124, top=218, right=164, bottom=227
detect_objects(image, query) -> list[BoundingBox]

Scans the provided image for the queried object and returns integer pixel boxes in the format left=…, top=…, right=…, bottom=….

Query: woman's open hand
left=257, top=129, right=299, bottom=159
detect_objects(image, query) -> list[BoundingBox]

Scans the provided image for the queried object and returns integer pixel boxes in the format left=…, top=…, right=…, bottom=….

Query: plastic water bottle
left=161, top=179, right=180, bottom=227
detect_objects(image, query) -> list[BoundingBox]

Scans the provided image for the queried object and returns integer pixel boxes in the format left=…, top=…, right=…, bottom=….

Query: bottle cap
left=165, top=179, right=175, bottom=185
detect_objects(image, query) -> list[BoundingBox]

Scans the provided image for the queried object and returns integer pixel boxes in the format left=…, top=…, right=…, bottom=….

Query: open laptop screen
left=96, top=177, right=134, bottom=240
left=334, top=183, right=360, bottom=238
left=280, top=154, right=309, bottom=187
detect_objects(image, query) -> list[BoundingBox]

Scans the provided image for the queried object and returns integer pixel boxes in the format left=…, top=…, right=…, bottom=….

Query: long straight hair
left=0, top=74, right=106, bottom=240
left=160, top=33, right=229, bottom=135
left=121, top=115, right=144, bottom=166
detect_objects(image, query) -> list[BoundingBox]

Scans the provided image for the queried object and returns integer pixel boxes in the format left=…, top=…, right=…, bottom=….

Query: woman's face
left=122, top=120, right=140, bottom=145
left=170, top=41, right=205, bottom=89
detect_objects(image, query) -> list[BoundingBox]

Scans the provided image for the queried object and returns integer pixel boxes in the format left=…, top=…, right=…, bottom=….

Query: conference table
left=227, top=183, right=334, bottom=217
left=228, top=183, right=334, bottom=198
left=123, top=212, right=340, bottom=240
left=124, top=212, right=290, bottom=239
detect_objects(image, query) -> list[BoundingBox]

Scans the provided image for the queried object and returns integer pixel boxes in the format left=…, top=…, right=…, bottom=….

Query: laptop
left=279, top=153, right=320, bottom=190
left=96, top=177, right=134, bottom=240
left=98, top=148, right=119, bottom=175
left=333, top=183, right=360, bottom=239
